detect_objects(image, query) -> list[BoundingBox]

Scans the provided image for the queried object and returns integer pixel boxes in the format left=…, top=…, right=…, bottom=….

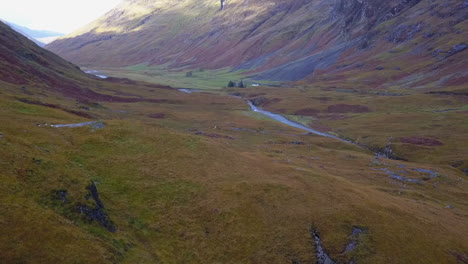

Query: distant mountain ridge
left=6, top=22, right=63, bottom=38
left=2, top=20, right=64, bottom=46
left=47, top=0, right=467, bottom=89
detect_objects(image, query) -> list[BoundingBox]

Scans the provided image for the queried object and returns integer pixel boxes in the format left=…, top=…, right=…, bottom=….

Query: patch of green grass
left=283, top=114, right=316, bottom=126
left=93, top=64, right=271, bottom=90
left=185, top=136, right=201, bottom=150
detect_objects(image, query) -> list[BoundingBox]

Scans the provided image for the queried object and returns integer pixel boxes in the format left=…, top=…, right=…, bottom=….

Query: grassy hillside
left=3, top=84, right=468, bottom=263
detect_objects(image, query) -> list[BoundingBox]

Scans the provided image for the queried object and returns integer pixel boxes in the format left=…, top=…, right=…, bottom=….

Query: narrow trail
left=51, top=121, right=105, bottom=129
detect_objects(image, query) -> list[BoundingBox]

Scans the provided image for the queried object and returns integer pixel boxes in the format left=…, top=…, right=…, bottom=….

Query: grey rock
left=387, top=23, right=423, bottom=43
left=77, top=203, right=116, bottom=232
left=79, top=181, right=116, bottom=232
left=413, top=168, right=438, bottom=179
left=344, top=227, right=368, bottom=253
left=447, top=43, right=467, bottom=57
left=425, top=32, right=435, bottom=38
left=434, top=43, right=468, bottom=59
left=87, top=181, right=104, bottom=209
left=380, top=143, right=393, bottom=159
left=311, top=228, right=336, bottom=264
left=250, top=96, right=268, bottom=106
left=381, top=168, right=421, bottom=183
left=431, top=48, right=444, bottom=57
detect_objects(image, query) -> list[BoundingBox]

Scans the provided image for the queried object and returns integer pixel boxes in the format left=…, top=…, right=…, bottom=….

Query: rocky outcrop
left=343, top=227, right=368, bottom=254
left=310, top=228, right=336, bottom=264
left=51, top=182, right=116, bottom=232
left=78, top=181, right=116, bottom=232
left=250, top=96, right=281, bottom=107
left=432, top=43, right=468, bottom=60
left=387, top=23, right=423, bottom=43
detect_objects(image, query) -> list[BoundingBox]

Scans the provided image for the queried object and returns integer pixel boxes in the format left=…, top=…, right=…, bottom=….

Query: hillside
left=0, top=21, right=96, bottom=98
left=0, top=21, right=173, bottom=102
left=2, top=6, right=468, bottom=264
left=47, top=0, right=467, bottom=87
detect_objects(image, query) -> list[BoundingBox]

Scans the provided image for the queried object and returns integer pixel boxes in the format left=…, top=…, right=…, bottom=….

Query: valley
left=2, top=70, right=467, bottom=263
left=78, top=64, right=468, bottom=168
left=0, top=0, right=467, bottom=263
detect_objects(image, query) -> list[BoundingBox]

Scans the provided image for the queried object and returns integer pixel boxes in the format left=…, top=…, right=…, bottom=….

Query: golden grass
left=1, top=77, right=467, bottom=263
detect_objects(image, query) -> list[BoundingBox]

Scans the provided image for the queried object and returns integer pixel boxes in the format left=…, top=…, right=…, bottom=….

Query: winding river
left=177, top=87, right=352, bottom=144
left=247, top=101, right=352, bottom=143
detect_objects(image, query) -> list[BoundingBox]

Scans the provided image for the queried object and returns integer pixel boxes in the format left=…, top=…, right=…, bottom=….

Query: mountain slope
left=47, top=0, right=467, bottom=86
left=0, top=21, right=96, bottom=97
left=0, top=21, right=173, bottom=102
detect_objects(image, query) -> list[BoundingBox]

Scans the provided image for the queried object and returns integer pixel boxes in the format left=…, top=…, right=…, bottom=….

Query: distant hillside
left=7, top=22, right=63, bottom=38
left=3, top=21, right=64, bottom=46
left=47, top=0, right=467, bottom=88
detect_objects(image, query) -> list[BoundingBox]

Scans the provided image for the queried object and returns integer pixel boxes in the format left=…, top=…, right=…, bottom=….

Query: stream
left=247, top=101, right=352, bottom=143
left=176, top=87, right=352, bottom=144
left=178, top=88, right=200, bottom=94
left=84, top=70, right=108, bottom=79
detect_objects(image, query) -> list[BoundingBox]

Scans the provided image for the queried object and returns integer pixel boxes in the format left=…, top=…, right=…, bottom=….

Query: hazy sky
left=0, top=0, right=122, bottom=34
